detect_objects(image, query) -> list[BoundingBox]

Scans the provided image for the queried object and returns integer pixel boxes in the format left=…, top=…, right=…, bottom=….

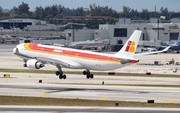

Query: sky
left=0, top=0, right=180, bottom=12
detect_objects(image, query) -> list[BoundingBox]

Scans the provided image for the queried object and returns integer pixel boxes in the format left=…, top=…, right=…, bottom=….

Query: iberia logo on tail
left=125, top=41, right=135, bottom=52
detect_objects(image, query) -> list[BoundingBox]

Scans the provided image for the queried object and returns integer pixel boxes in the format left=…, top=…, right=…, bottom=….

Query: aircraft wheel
left=90, top=74, right=94, bottom=79
left=63, top=75, right=66, bottom=79
left=56, top=71, right=63, bottom=76
left=59, top=71, right=63, bottom=75
left=56, top=71, right=60, bottom=76
left=23, top=64, right=27, bottom=67
left=83, top=70, right=87, bottom=75
left=59, top=75, right=63, bottom=79
left=86, top=70, right=90, bottom=75
left=86, top=74, right=90, bottom=79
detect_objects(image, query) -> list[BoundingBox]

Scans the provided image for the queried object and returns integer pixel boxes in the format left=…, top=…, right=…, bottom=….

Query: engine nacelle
left=26, top=59, right=44, bottom=69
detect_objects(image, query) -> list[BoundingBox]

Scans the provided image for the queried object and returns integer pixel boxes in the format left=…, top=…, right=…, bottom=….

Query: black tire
left=83, top=70, right=87, bottom=75
left=23, top=64, right=27, bottom=67
left=86, top=74, right=90, bottom=79
left=63, top=75, right=66, bottom=79
left=90, top=74, right=94, bottom=79
left=59, top=71, right=63, bottom=75
left=56, top=71, right=60, bottom=76
left=87, top=70, right=90, bottom=75
left=59, top=75, right=63, bottom=79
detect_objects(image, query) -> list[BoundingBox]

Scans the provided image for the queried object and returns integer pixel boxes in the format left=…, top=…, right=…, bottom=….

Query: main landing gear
left=56, top=70, right=66, bottom=79
left=83, top=69, right=94, bottom=79
left=55, top=65, right=94, bottom=79
left=56, top=65, right=66, bottom=79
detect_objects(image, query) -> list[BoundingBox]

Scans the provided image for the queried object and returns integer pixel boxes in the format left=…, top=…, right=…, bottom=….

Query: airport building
left=65, top=18, right=180, bottom=47
left=1, top=17, right=180, bottom=50
left=25, top=22, right=85, bottom=31
left=0, top=18, right=46, bottom=29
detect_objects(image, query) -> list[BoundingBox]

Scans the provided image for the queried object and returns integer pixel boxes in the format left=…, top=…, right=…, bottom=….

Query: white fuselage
left=14, top=43, right=138, bottom=71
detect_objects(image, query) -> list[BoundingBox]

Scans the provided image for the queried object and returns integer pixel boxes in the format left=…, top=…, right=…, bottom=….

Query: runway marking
left=167, top=99, right=174, bottom=103
left=87, top=82, right=95, bottom=84
left=141, top=82, right=146, bottom=84
left=100, top=96, right=109, bottom=100
left=52, top=111, right=63, bottom=113
left=38, top=93, right=46, bottom=97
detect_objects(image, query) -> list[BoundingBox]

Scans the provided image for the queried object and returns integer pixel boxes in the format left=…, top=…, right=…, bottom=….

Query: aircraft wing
left=36, top=57, right=83, bottom=69
left=135, top=46, right=170, bottom=56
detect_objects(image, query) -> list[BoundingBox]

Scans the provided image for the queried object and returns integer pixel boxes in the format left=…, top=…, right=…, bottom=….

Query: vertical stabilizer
left=113, top=30, right=142, bottom=58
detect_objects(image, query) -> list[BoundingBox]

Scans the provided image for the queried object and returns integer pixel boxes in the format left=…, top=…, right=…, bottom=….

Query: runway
left=0, top=72, right=180, bottom=103
left=0, top=106, right=180, bottom=113
left=0, top=45, right=180, bottom=113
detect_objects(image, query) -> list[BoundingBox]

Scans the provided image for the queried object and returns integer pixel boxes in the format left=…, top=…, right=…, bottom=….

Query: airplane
left=166, top=41, right=180, bottom=47
left=68, top=39, right=105, bottom=52
left=165, top=33, right=180, bottom=47
left=13, top=30, right=170, bottom=79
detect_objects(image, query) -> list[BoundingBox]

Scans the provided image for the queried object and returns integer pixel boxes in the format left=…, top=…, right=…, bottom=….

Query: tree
left=74, top=7, right=85, bottom=16
left=160, top=7, right=169, bottom=19
left=89, top=3, right=98, bottom=16
left=53, top=5, right=58, bottom=16
left=120, top=6, right=131, bottom=18
left=1, top=3, right=180, bottom=29
left=140, top=9, right=149, bottom=19
left=160, top=7, right=168, bottom=14
left=169, top=12, right=180, bottom=19
left=17, top=2, right=30, bottom=15
left=130, top=9, right=140, bottom=20
left=33, top=6, right=45, bottom=20
left=44, top=6, right=51, bottom=17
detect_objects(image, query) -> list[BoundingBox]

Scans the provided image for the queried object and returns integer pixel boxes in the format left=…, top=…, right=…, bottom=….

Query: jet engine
left=26, top=59, right=44, bottom=69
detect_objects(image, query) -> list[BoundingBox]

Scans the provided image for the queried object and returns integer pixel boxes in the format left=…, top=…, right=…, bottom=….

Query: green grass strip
left=0, top=95, right=180, bottom=108
left=0, top=68, right=179, bottom=78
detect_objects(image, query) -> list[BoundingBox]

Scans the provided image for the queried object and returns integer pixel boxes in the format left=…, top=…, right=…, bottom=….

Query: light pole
left=0, top=20, right=2, bottom=43
left=0, top=20, right=2, bottom=36
left=72, top=19, right=75, bottom=42
left=157, top=19, right=159, bottom=40
left=56, top=18, right=58, bottom=36
left=54, top=11, right=59, bottom=36
left=16, top=20, right=18, bottom=36
left=12, top=10, right=15, bottom=35
left=39, top=21, right=41, bottom=38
